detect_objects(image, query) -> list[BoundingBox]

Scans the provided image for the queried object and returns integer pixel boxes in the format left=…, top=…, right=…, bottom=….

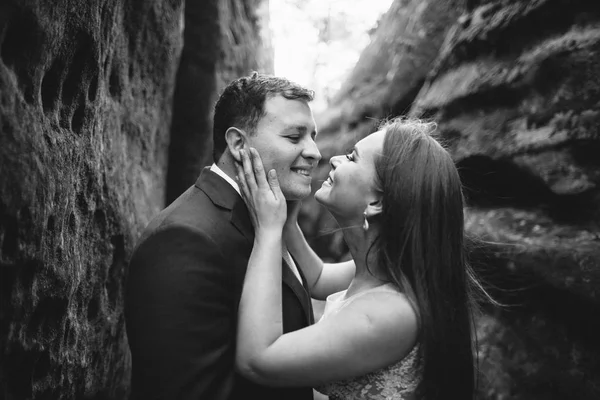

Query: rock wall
left=165, top=0, right=272, bottom=203
left=0, top=0, right=271, bottom=399
left=0, top=1, right=183, bottom=398
left=410, top=0, right=600, bottom=397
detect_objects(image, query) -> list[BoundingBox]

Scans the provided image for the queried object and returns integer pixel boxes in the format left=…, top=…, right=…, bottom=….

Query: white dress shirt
left=210, top=164, right=303, bottom=284
left=210, top=163, right=241, bottom=196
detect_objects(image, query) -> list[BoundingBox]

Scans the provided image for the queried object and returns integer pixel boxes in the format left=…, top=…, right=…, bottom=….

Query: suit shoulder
left=142, top=186, right=223, bottom=235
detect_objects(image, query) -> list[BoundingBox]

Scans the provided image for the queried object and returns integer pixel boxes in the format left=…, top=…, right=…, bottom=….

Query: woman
left=234, top=117, right=487, bottom=399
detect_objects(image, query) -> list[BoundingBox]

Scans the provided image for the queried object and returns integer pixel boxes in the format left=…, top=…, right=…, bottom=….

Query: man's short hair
left=212, top=71, right=314, bottom=163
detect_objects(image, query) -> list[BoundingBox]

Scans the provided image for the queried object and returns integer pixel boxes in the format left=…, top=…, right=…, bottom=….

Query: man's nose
left=302, top=138, right=322, bottom=162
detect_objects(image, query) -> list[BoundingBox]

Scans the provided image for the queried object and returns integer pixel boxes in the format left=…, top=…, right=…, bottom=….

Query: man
left=125, top=72, right=321, bottom=400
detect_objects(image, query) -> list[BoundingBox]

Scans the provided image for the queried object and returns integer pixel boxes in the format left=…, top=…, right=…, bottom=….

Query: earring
left=363, top=211, right=369, bottom=231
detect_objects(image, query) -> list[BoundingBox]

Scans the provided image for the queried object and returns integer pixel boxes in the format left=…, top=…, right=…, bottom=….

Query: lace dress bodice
left=314, top=284, right=421, bottom=400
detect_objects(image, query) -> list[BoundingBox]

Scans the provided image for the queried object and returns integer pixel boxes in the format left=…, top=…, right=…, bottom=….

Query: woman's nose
left=329, top=155, right=342, bottom=169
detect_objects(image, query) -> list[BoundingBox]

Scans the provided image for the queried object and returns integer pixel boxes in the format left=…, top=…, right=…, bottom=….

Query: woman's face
left=315, top=129, right=385, bottom=221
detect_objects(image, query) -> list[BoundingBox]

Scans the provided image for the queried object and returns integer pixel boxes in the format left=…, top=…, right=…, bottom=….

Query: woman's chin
left=314, top=186, right=329, bottom=206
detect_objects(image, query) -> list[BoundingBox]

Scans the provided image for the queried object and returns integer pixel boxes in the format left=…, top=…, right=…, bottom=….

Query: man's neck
left=215, top=157, right=238, bottom=180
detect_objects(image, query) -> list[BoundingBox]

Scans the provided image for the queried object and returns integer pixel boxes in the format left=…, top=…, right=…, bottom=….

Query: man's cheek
left=256, top=151, right=277, bottom=170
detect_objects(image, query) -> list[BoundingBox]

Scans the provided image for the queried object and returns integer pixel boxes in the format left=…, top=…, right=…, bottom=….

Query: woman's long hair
left=373, top=117, right=481, bottom=400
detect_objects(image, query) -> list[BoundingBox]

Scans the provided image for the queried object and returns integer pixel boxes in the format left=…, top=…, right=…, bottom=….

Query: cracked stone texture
left=305, top=0, right=600, bottom=398
left=0, top=0, right=270, bottom=399
left=410, top=0, right=600, bottom=395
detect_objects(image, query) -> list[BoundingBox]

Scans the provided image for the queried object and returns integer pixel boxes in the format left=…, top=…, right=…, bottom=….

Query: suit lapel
left=230, top=200, right=254, bottom=244
left=282, top=258, right=314, bottom=325
left=294, top=254, right=315, bottom=324
left=195, top=167, right=254, bottom=243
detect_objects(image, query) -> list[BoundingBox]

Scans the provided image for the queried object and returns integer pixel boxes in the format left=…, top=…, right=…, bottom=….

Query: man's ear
left=225, top=127, right=248, bottom=163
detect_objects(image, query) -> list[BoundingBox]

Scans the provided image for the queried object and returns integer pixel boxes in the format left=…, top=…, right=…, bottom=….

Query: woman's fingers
left=235, top=147, right=287, bottom=230
left=240, top=149, right=258, bottom=193
left=249, top=148, right=268, bottom=190
left=235, top=162, right=249, bottom=200
left=267, top=169, right=283, bottom=200
left=249, top=148, right=282, bottom=200
left=241, top=147, right=284, bottom=203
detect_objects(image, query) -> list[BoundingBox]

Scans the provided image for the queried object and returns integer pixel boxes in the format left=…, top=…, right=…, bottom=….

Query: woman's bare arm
left=237, top=290, right=418, bottom=387
left=284, top=220, right=355, bottom=300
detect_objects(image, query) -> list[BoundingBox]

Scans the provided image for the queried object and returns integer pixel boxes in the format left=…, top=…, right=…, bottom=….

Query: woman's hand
left=236, top=147, right=287, bottom=235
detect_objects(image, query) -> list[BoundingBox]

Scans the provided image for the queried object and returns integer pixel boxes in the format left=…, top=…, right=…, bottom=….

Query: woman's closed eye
left=287, top=135, right=301, bottom=143
left=345, top=148, right=355, bottom=162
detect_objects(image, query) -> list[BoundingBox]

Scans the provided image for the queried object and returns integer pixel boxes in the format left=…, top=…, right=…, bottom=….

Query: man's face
left=246, top=95, right=321, bottom=200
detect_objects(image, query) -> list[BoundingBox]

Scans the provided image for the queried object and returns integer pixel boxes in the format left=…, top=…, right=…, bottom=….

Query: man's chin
left=282, top=186, right=311, bottom=201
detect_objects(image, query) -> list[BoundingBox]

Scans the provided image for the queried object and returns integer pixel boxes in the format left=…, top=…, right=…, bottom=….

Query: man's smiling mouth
left=291, top=168, right=312, bottom=177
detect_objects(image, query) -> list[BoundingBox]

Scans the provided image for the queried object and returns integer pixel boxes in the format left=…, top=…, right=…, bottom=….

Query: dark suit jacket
left=125, top=167, right=315, bottom=400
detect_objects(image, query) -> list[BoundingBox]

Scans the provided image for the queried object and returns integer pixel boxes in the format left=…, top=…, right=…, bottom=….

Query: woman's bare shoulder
left=332, top=286, right=419, bottom=357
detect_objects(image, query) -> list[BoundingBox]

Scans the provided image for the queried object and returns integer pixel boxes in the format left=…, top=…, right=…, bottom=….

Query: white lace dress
left=314, top=284, right=421, bottom=400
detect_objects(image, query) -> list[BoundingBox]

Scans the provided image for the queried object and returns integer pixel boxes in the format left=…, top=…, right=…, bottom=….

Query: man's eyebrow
left=282, top=125, right=307, bottom=134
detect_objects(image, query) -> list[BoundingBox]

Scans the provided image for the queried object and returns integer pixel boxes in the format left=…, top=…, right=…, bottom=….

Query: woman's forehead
left=357, top=129, right=386, bottom=153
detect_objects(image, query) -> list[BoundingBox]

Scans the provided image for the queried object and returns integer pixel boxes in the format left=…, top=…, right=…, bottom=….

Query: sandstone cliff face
left=410, top=0, right=600, bottom=397
left=0, top=1, right=183, bottom=398
left=0, top=0, right=270, bottom=398
left=307, top=0, right=600, bottom=398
